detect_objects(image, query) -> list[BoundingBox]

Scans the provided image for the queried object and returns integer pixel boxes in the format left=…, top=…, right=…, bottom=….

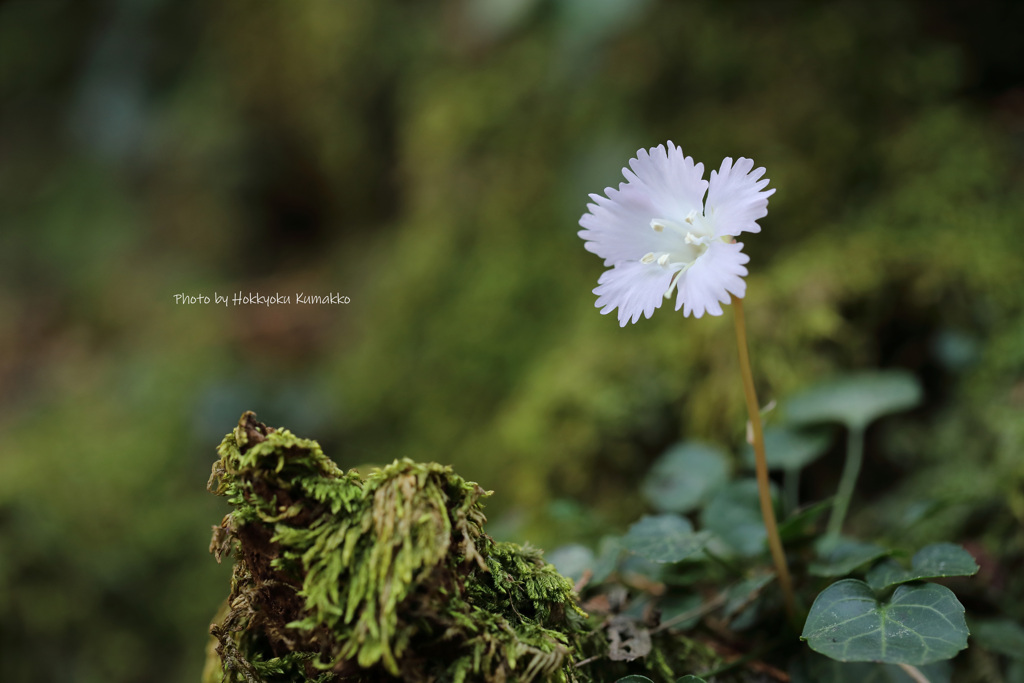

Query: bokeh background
left=1, top=0, right=1023, bottom=680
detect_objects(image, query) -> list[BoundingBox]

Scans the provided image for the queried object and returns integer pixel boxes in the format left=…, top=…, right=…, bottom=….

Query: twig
left=897, top=663, right=931, bottom=683
left=650, top=592, right=728, bottom=634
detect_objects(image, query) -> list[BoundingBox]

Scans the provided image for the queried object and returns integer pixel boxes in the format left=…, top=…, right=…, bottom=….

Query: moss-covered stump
left=204, top=412, right=589, bottom=683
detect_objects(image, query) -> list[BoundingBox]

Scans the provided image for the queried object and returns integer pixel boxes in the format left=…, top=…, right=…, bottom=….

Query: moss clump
left=205, top=412, right=588, bottom=683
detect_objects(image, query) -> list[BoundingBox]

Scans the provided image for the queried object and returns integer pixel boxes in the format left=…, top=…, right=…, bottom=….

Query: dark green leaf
left=614, top=677, right=654, bottom=683
left=622, top=514, right=710, bottom=563
left=786, top=371, right=922, bottom=431
left=969, top=617, right=1024, bottom=659
left=702, top=480, right=778, bottom=557
left=723, top=573, right=775, bottom=617
left=810, top=537, right=890, bottom=577
left=722, top=573, right=776, bottom=631
left=802, top=579, right=969, bottom=665
left=642, top=441, right=730, bottom=514
left=676, top=677, right=708, bottom=683
left=742, top=426, right=832, bottom=471
left=778, top=499, right=834, bottom=542
left=866, top=543, right=979, bottom=591
left=657, top=593, right=703, bottom=630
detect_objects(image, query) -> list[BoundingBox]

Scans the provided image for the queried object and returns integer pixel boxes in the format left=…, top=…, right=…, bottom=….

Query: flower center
left=638, top=211, right=724, bottom=299
left=640, top=211, right=715, bottom=270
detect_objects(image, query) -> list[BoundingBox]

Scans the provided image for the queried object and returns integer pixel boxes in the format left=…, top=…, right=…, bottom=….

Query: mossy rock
left=203, top=412, right=588, bottom=683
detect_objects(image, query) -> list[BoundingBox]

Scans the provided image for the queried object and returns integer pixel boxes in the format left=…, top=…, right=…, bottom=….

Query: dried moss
left=205, top=412, right=590, bottom=683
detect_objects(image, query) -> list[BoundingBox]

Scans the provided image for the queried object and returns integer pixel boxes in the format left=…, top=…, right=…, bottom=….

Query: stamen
left=640, top=252, right=656, bottom=264
left=664, top=271, right=681, bottom=298
left=657, top=253, right=670, bottom=266
left=650, top=220, right=665, bottom=232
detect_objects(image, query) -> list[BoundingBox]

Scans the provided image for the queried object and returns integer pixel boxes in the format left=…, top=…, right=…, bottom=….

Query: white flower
left=578, top=141, right=775, bottom=326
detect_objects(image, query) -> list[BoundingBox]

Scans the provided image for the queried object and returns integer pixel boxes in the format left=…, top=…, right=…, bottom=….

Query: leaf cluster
left=546, top=372, right=1018, bottom=682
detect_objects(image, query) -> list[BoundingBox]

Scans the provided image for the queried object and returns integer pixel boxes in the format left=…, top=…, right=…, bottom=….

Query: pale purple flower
left=578, top=141, right=775, bottom=326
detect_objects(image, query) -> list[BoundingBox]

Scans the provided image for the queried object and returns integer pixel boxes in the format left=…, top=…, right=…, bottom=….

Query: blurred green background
left=1, top=0, right=1022, bottom=680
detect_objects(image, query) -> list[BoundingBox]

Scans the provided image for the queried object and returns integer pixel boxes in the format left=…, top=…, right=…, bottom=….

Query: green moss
left=205, top=412, right=589, bottom=683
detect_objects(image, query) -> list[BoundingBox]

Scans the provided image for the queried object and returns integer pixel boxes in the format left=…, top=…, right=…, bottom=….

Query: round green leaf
left=547, top=544, right=594, bottom=583
left=802, top=579, right=969, bottom=665
left=810, top=537, right=891, bottom=577
left=866, top=543, right=979, bottom=591
left=790, top=650, right=952, bottom=683
left=642, top=441, right=730, bottom=513
left=614, top=677, right=654, bottom=683
left=619, top=546, right=670, bottom=582
left=701, top=480, right=778, bottom=558
left=622, top=514, right=710, bottom=563
left=742, top=426, right=832, bottom=471
left=786, top=371, right=923, bottom=431
left=676, top=677, right=708, bottom=683
left=590, top=535, right=623, bottom=584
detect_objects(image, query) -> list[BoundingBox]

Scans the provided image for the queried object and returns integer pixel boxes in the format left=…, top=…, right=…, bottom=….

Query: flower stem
left=731, top=294, right=798, bottom=624
left=826, top=424, right=865, bottom=542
